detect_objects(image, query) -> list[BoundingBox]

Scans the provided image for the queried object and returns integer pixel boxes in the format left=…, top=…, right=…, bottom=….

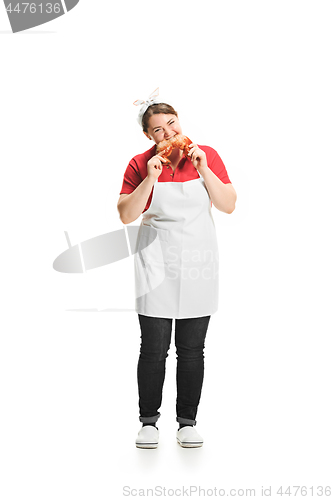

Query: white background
left=1, top=1, right=332, bottom=498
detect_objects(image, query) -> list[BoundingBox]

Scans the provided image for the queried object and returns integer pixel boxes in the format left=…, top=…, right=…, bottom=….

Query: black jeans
left=137, top=314, right=211, bottom=426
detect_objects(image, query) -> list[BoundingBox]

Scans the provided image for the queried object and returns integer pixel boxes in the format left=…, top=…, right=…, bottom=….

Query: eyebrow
left=153, top=118, right=174, bottom=131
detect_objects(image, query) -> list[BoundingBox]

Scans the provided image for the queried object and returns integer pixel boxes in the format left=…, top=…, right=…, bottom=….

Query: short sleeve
left=206, top=147, right=231, bottom=184
left=119, top=158, right=143, bottom=194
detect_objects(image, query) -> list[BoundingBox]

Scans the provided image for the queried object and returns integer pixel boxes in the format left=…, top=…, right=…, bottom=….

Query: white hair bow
left=133, top=87, right=161, bottom=126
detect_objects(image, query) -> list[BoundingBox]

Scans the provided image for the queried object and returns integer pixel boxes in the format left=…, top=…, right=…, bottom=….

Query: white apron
left=134, top=174, right=219, bottom=319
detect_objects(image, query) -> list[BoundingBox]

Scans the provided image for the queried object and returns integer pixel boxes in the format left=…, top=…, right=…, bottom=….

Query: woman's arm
left=199, top=167, right=237, bottom=214
left=117, top=154, right=166, bottom=224
left=117, top=177, right=155, bottom=224
left=188, top=144, right=237, bottom=214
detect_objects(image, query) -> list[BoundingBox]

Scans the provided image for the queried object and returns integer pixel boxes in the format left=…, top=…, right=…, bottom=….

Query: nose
left=164, top=127, right=174, bottom=140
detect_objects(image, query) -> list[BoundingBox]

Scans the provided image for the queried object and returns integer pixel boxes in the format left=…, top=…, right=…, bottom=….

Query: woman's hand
left=147, top=155, right=168, bottom=180
left=188, top=144, right=208, bottom=173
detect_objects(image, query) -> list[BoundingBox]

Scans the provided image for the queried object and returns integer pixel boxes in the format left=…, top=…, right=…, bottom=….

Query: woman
left=117, top=89, right=236, bottom=449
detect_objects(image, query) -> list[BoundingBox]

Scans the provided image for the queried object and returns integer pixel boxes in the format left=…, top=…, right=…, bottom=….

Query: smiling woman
left=141, top=103, right=179, bottom=134
left=117, top=88, right=237, bottom=450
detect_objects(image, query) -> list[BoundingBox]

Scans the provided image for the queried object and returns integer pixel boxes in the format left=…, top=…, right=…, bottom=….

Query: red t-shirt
left=120, top=144, right=232, bottom=213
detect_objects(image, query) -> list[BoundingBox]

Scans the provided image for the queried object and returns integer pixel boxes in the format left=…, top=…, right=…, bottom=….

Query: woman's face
left=145, top=113, right=182, bottom=144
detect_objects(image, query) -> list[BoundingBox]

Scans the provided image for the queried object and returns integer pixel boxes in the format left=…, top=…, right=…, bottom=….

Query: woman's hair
left=141, top=103, right=178, bottom=133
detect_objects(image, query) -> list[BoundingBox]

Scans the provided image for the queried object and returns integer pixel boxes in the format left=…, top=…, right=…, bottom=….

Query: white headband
left=133, top=87, right=163, bottom=127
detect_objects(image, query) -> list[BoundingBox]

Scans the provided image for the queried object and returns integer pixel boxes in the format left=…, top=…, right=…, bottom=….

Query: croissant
left=156, top=134, right=192, bottom=164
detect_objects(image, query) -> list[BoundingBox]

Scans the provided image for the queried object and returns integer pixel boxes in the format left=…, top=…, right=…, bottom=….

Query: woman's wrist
left=145, top=174, right=158, bottom=186
left=196, top=164, right=209, bottom=175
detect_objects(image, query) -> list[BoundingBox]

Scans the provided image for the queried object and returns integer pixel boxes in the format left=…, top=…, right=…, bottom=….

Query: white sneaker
left=177, top=426, right=203, bottom=448
left=135, top=425, right=159, bottom=449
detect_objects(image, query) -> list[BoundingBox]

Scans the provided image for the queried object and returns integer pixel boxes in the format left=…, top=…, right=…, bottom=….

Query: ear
left=143, top=131, right=151, bottom=140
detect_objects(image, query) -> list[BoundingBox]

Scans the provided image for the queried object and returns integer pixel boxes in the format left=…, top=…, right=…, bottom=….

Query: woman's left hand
left=188, top=144, right=208, bottom=172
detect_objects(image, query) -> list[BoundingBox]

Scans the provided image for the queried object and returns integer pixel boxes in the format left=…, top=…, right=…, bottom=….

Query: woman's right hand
left=147, top=155, right=168, bottom=180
